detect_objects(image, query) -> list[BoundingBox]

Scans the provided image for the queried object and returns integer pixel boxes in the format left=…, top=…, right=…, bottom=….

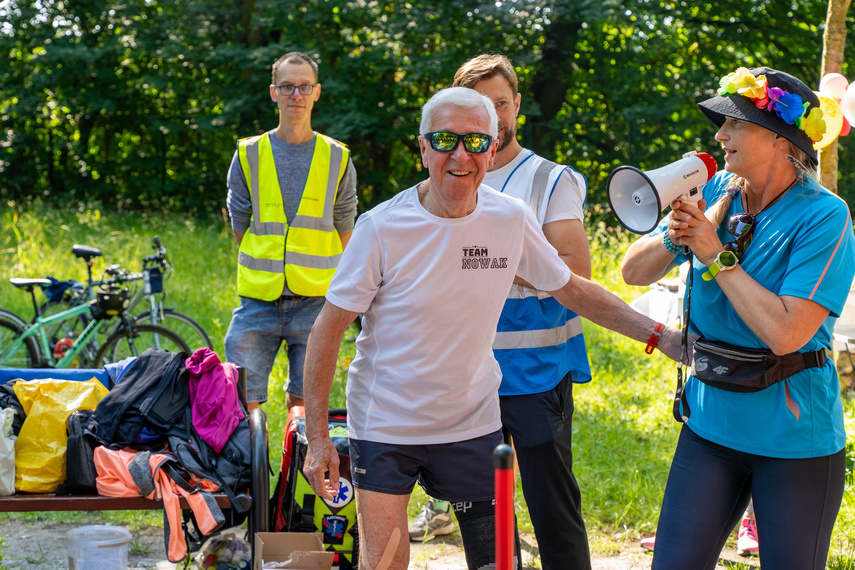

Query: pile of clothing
left=85, top=348, right=252, bottom=562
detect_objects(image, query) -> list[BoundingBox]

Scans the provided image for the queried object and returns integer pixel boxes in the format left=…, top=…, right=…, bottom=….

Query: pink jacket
left=185, top=348, right=245, bottom=453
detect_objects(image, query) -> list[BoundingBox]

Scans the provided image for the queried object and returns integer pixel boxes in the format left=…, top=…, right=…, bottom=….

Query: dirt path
left=408, top=533, right=756, bottom=570
left=0, top=519, right=756, bottom=569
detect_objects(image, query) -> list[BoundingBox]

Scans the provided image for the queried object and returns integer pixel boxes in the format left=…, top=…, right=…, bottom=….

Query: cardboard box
left=254, top=533, right=335, bottom=570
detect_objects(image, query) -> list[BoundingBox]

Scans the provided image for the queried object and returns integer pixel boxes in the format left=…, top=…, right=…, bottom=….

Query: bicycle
left=0, top=270, right=191, bottom=369
left=38, top=238, right=213, bottom=363
left=114, top=236, right=213, bottom=352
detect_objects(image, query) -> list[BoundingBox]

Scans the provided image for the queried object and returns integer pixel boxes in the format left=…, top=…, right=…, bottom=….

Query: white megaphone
left=607, top=153, right=718, bottom=234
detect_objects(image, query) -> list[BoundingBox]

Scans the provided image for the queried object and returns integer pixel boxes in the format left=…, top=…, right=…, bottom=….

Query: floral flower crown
left=717, top=67, right=826, bottom=143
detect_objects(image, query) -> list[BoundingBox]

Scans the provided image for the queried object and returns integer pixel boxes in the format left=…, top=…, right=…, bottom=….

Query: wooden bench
left=0, top=364, right=269, bottom=557
left=0, top=492, right=234, bottom=511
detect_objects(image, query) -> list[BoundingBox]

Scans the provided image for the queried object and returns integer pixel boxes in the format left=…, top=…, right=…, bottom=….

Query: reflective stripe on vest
left=493, top=156, right=591, bottom=394
left=493, top=287, right=584, bottom=350
left=236, top=132, right=348, bottom=300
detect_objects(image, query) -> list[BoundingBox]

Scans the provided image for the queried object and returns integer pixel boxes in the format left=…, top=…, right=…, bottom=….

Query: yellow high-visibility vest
left=236, top=132, right=349, bottom=300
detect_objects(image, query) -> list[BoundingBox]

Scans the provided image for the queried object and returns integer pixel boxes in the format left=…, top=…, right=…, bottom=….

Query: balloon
left=813, top=93, right=844, bottom=150
left=842, top=87, right=855, bottom=126
left=842, top=118, right=851, bottom=137
left=819, top=73, right=849, bottom=100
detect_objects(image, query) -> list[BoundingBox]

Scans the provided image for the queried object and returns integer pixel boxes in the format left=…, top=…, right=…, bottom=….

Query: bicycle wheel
left=0, top=316, right=41, bottom=368
left=93, top=323, right=191, bottom=366
left=0, top=309, right=28, bottom=328
left=134, top=309, right=213, bottom=352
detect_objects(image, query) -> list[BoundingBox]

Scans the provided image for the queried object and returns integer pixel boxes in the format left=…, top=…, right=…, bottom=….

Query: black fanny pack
left=691, top=337, right=827, bottom=393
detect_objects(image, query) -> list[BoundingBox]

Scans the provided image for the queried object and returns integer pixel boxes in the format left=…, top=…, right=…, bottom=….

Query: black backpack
left=168, top=407, right=253, bottom=514
left=85, top=349, right=189, bottom=449
left=56, top=409, right=98, bottom=495
left=0, top=380, right=25, bottom=436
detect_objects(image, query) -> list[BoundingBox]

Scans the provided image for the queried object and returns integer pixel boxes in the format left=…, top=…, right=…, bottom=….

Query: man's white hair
left=420, top=87, right=498, bottom=139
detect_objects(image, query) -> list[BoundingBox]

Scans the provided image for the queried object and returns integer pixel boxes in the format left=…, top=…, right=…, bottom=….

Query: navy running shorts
left=349, top=430, right=502, bottom=502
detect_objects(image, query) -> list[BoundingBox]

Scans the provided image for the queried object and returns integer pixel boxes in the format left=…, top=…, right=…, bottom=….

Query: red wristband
left=645, top=322, right=665, bottom=354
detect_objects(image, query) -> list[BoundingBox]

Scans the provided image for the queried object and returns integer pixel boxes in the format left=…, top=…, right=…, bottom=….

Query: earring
left=785, top=154, right=809, bottom=180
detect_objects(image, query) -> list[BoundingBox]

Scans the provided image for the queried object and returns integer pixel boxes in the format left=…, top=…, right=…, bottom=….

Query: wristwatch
left=702, top=250, right=739, bottom=281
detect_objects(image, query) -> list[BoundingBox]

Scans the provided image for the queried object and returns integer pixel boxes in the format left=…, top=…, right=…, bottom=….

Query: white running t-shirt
left=483, top=148, right=585, bottom=225
left=326, top=184, right=572, bottom=444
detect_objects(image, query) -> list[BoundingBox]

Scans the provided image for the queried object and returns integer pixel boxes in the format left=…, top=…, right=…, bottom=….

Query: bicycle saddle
left=72, top=244, right=102, bottom=260
left=10, top=277, right=52, bottom=289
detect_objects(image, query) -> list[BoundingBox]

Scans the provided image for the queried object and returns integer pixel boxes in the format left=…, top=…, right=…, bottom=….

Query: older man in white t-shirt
left=302, top=87, right=681, bottom=570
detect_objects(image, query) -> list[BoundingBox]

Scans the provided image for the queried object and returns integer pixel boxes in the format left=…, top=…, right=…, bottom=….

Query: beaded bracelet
left=663, top=232, right=682, bottom=254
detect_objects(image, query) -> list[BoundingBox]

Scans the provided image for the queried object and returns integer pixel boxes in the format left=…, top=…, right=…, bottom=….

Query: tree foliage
left=1, top=0, right=852, bottom=216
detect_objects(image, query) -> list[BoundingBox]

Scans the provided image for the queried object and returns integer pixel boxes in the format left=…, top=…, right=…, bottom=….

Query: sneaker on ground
left=736, top=516, right=759, bottom=557
left=408, top=500, right=456, bottom=542
left=640, top=536, right=655, bottom=551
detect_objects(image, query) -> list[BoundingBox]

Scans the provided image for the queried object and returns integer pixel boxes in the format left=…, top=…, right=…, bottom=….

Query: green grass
left=1, top=202, right=855, bottom=567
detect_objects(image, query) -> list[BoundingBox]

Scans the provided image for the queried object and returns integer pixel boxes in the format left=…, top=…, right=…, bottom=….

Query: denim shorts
left=348, top=430, right=502, bottom=502
left=224, top=295, right=325, bottom=402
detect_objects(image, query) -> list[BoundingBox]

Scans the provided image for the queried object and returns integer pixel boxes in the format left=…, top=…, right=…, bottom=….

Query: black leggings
left=453, top=500, right=520, bottom=570
left=652, top=426, right=844, bottom=570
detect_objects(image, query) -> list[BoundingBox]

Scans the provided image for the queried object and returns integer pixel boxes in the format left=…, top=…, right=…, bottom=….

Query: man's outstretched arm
left=303, top=301, right=359, bottom=500
left=550, top=275, right=683, bottom=362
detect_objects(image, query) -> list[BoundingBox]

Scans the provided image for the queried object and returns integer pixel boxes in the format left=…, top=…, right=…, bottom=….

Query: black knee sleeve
left=452, top=501, right=520, bottom=570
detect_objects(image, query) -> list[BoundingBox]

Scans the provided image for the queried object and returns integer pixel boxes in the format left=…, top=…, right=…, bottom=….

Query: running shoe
left=640, top=536, right=656, bottom=551
left=408, top=499, right=456, bottom=542
left=736, top=516, right=759, bottom=557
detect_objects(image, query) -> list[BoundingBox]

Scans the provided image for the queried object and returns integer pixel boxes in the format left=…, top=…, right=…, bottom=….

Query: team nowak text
left=461, top=247, right=508, bottom=270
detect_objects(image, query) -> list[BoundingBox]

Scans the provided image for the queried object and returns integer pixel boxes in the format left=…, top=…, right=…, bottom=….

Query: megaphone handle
left=680, top=187, right=702, bottom=206
left=678, top=151, right=706, bottom=208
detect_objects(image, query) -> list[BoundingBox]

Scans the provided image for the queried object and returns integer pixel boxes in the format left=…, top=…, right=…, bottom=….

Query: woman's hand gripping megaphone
left=607, top=151, right=718, bottom=234
left=667, top=196, right=733, bottom=268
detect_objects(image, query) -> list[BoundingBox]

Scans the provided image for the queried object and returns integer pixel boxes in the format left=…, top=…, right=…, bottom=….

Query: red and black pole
left=494, top=443, right=515, bottom=570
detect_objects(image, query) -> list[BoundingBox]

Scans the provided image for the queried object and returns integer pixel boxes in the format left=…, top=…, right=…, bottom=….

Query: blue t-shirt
left=651, top=171, right=855, bottom=458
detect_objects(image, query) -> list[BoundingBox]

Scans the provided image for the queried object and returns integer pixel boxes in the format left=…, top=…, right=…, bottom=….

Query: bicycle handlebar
left=97, top=269, right=143, bottom=290
left=143, top=236, right=169, bottom=270
left=49, top=237, right=172, bottom=296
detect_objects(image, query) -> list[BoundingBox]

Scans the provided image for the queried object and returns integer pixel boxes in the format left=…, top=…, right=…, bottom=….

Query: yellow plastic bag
left=13, top=379, right=108, bottom=493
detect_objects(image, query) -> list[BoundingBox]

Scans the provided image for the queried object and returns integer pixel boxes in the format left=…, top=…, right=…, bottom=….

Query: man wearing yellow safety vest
left=225, top=52, right=357, bottom=411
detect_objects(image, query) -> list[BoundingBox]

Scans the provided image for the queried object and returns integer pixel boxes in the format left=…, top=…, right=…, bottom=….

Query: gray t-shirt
left=226, top=130, right=358, bottom=235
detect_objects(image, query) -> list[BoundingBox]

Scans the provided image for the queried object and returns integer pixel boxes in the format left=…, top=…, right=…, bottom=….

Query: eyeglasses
left=423, top=131, right=494, bottom=154
left=723, top=212, right=754, bottom=257
left=273, top=84, right=318, bottom=96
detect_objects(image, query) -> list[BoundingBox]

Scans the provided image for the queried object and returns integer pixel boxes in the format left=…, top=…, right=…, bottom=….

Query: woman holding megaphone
left=621, top=67, right=855, bottom=569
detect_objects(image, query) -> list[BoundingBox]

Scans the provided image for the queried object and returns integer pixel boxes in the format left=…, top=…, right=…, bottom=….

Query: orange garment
left=94, top=447, right=224, bottom=562
left=150, top=454, right=223, bottom=561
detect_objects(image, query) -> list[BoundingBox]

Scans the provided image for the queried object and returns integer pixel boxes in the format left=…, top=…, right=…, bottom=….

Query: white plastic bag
left=0, top=407, right=16, bottom=495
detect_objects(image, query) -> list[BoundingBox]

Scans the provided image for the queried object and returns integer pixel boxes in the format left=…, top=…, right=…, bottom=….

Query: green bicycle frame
left=0, top=302, right=101, bottom=368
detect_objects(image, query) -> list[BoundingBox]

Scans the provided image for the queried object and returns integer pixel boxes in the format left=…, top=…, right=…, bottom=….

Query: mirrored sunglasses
left=424, top=131, right=493, bottom=154
left=723, top=212, right=755, bottom=257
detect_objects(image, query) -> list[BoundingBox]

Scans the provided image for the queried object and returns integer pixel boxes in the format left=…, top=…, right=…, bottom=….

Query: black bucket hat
left=697, top=67, right=824, bottom=165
